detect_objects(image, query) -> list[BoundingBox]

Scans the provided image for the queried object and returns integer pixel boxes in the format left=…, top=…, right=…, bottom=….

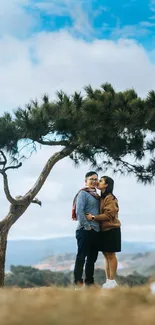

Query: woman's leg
left=102, top=252, right=110, bottom=280
left=106, top=252, right=117, bottom=280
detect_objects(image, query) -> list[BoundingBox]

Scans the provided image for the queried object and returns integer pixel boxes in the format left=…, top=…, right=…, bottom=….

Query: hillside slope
left=6, top=237, right=155, bottom=271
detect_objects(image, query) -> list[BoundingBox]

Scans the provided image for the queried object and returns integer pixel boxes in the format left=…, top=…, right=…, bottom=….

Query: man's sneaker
left=75, top=283, right=85, bottom=290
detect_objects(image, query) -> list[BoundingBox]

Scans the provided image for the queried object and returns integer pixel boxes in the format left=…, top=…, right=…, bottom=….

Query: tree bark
left=0, top=207, right=29, bottom=287
left=0, top=230, right=8, bottom=286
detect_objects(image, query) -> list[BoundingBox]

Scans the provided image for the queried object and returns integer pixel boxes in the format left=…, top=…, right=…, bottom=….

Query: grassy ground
left=0, top=285, right=155, bottom=324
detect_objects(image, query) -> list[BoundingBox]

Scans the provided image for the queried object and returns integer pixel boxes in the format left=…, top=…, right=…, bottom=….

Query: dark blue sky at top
left=24, top=0, right=154, bottom=49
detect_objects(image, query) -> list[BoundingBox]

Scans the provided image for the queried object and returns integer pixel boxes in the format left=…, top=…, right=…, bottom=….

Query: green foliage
left=0, top=113, right=19, bottom=156
left=5, top=266, right=71, bottom=288
left=4, top=266, right=149, bottom=288
left=1, top=83, right=155, bottom=182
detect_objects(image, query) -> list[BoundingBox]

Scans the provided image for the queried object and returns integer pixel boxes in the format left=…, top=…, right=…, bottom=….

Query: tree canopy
left=1, top=83, right=155, bottom=182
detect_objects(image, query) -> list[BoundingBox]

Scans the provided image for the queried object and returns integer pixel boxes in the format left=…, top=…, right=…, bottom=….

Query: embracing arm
left=86, top=196, right=118, bottom=222
left=95, top=196, right=118, bottom=221
left=94, top=212, right=111, bottom=221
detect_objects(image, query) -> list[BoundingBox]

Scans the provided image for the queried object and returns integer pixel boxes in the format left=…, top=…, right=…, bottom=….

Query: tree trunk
left=0, top=230, right=8, bottom=286
left=0, top=208, right=29, bottom=287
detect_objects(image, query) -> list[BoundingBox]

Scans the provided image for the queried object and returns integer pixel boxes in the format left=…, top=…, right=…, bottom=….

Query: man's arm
left=94, top=212, right=111, bottom=221
left=76, top=191, right=91, bottom=230
left=86, top=212, right=110, bottom=221
left=86, top=197, right=116, bottom=221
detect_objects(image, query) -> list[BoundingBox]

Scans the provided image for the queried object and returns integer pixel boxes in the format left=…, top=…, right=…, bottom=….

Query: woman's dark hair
left=101, top=176, right=115, bottom=198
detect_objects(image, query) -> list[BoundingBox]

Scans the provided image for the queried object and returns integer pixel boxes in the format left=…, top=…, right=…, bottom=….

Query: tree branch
left=115, top=158, right=137, bottom=172
left=1, top=172, right=19, bottom=205
left=0, top=162, right=23, bottom=205
left=31, top=198, right=42, bottom=206
left=37, top=139, right=69, bottom=146
left=98, top=146, right=147, bottom=175
left=0, top=198, right=41, bottom=232
left=25, top=146, right=74, bottom=200
left=4, top=162, right=22, bottom=172
left=0, top=151, right=7, bottom=168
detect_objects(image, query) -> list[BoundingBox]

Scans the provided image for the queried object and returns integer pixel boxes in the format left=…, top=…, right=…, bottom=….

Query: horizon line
left=7, top=236, right=155, bottom=243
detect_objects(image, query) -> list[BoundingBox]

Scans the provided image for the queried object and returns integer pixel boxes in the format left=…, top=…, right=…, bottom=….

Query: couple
left=73, top=171, right=121, bottom=289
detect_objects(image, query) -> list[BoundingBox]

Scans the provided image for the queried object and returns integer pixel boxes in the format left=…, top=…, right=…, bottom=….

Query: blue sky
left=7, top=0, right=155, bottom=49
left=0, top=0, right=155, bottom=241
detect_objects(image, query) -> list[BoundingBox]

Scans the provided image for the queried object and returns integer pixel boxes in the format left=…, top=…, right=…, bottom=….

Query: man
left=73, top=171, right=100, bottom=288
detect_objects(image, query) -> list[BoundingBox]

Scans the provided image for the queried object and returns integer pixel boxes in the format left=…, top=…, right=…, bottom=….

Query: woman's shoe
left=102, top=279, right=110, bottom=289
left=107, top=279, right=118, bottom=288
left=102, top=279, right=118, bottom=289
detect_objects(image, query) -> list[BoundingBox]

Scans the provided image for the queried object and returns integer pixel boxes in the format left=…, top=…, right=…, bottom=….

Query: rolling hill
left=6, top=237, right=155, bottom=272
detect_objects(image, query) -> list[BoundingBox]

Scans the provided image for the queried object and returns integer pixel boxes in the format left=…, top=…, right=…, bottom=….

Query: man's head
left=85, top=171, right=98, bottom=189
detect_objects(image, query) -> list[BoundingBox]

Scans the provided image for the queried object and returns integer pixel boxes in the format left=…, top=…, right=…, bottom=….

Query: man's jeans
left=74, top=228, right=99, bottom=285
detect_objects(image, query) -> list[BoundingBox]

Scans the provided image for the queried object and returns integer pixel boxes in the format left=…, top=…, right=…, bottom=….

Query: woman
left=86, top=176, right=121, bottom=289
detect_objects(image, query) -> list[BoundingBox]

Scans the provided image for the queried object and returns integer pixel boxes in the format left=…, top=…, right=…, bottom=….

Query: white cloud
left=0, top=32, right=155, bottom=113
left=35, top=0, right=73, bottom=15
left=112, top=24, right=150, bottom=38
left=140, top=21, right=155, bottom=27
left=35, top=0, right=95, bottom=37
left=0, top=0, right=35, bottom=36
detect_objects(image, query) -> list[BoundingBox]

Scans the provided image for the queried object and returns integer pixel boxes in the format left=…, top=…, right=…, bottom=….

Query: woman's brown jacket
left=95, top=194, right=121, bottom=231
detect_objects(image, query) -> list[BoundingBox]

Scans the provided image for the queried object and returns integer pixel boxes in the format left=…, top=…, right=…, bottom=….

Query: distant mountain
left=118, top=251, right=155, bottom=276
left=6, top=237, right=76, bottom=271
left=35, top=251, right=155, bottom=276
left=5, top=237, right=155, bottom=271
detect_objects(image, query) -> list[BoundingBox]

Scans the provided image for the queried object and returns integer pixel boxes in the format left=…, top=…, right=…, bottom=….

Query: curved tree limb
left=0, top=146, right=73, bottom=207
left=1, top=172, right=20, bottom=205
left=0, top=153, right=23, bottom=205
left=25, top=146, right=74, bottom=200
left=37, top=139, right=69, bottom=146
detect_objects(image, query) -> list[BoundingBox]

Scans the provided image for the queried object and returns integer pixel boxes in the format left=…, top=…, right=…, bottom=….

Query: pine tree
left=0, top=83, right=155, bottom=286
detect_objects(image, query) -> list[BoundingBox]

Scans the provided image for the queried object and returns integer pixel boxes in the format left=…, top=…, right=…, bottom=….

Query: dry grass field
left=0, top=285, right=155, bottom=325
